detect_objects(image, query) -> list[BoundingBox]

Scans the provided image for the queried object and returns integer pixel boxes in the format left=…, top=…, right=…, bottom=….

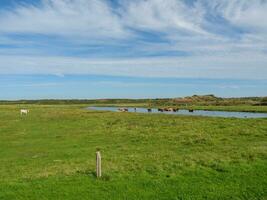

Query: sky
left=0, top=0, right=266, bottom=99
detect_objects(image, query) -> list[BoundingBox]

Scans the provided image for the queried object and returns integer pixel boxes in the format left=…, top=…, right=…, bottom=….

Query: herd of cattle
left=20, top=108, right=194, bottom=115
left=118, top=107, right=194, bottom=113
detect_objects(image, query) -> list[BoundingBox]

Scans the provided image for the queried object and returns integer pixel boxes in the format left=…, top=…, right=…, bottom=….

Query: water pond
left=88, top=107, right=267, bottom=119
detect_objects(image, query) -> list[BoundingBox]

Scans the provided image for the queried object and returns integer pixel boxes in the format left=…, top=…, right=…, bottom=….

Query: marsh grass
left=0, top=105, right=266, bottom=199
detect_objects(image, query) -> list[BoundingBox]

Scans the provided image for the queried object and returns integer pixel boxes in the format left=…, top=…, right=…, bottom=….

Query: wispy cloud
left=121, top=0, right=207, bottom=35
left=207, top=0, right=267, bottom=34
left=0, top=53, right=266, bottom=79
left=0, top=0, right=128, bottom=40
left=1, top=74, right=266, bottom=99
left=0, top=0, right=266, bottom=79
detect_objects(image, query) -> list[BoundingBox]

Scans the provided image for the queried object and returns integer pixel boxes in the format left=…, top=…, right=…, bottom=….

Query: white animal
left=20, top=109, right=29, bottom=115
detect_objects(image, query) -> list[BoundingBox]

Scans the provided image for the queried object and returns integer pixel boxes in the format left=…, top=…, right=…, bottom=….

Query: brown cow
left=118, top=108, right=128, bottom=112
left=167, top=108, right=174, bottom=112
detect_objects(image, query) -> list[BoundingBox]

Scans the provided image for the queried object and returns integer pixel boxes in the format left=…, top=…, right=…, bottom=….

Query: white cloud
left=0, top=53, right=266, bottom=79
left=0, top=0, right=266, bottom=79
left=0, top=0, right=128, bottom=39
left=121, top=0, right=207, bottom=35
left=204, top=0, right=267, bottom=37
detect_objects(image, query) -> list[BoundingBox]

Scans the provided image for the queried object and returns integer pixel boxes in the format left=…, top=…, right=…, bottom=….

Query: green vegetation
left=0, top=94, right=266, bottom=106
left=1, top=95, right=267, bottom=112
left=0, top=104, right=267, bottom=199
left=183, top=105, right=267, bottom=113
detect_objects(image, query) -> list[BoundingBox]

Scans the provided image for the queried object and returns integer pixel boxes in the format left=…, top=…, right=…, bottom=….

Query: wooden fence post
left=96, top=151, right=102, bottom=178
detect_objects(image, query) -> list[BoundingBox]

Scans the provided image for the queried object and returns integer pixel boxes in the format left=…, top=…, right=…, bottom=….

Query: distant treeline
left=1, top=95, right=267, bottom=106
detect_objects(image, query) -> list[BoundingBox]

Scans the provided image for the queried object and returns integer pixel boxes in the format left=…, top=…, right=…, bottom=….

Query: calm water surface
left=88, top=107, right=267, bottom=119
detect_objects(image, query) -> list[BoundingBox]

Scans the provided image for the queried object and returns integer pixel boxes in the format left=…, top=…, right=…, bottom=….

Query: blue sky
left=0, top=0, right=266, bottom=99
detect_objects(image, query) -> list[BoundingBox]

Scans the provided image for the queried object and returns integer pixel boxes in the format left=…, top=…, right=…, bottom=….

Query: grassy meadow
left=0, top=104, right=267, bottom=199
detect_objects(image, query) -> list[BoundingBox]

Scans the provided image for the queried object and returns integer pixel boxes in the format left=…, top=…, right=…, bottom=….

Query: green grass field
left=0, top=105, right=267, bottom=199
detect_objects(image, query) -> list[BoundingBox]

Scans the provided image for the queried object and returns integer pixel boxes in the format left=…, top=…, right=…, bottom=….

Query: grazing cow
left=165, top=108, right=174, bottom=112
left=118, top=108, right=128, bottom=112
left=173, top=108, right=179, bottom=112
left=20, top=109, right=29, bottom=115
left=147, top=108, right=152, bottom=112
left=170, top=108, right=175, bottom=112
left=188, top=109, right=194, bottom=112
left=163, top=108, right=169, bottom=111
left=158, top=108, right=164, bottom=112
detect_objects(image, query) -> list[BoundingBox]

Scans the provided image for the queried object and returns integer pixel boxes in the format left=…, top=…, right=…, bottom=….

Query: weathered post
left=96, top=151, right=102, bottom=178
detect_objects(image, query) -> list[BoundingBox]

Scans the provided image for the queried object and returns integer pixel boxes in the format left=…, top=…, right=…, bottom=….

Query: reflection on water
left=88, top=107, right=267, bottom=119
